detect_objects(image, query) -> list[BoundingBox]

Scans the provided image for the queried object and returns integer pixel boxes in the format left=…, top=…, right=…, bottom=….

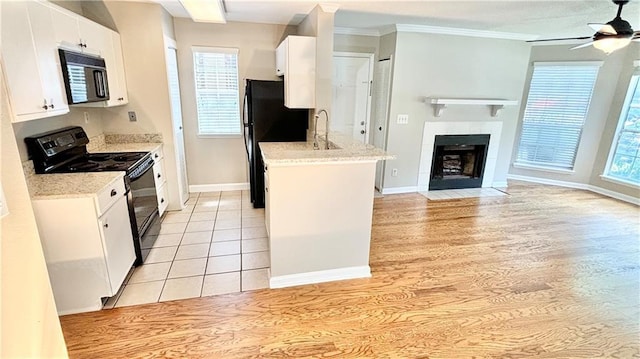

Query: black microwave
left=58, top=49, right=110, bottom=105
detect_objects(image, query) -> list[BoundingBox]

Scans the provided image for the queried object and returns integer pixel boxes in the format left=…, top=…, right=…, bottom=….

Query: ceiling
left=156, top=0, right=640, bottom=40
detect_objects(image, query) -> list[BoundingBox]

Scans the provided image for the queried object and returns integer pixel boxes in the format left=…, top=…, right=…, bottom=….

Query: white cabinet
left=1, top=1, right=69, bottom=122
left=152, top=146, right=169, bottom=216
left=31, top=176, right=135, bottom=315
left=50, top=5, right=129, bottom=107
left=276, top=36, right=316, bottom=109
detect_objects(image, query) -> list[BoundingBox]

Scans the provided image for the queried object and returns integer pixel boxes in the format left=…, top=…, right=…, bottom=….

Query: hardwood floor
left=60, top=181, right=640, bottom=358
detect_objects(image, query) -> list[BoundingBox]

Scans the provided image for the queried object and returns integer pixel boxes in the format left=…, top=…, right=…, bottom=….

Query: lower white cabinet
left=31, top=176, right=135, bottom=315
left=152, top=146, right=168, bottom=216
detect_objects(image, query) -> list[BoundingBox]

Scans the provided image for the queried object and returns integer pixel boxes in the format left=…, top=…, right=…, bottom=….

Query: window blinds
left=193, top=47, right=240, bottom=136
left=516, top=62, right=601, bottom=170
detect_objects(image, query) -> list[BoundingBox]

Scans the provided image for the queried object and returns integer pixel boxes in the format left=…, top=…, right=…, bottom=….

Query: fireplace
left=429, top=134, right=490, bottom=190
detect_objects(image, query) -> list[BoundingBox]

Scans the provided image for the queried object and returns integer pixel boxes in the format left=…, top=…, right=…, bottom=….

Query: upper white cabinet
left=1, top=1, right=129, bottom=122
left=276, top=36, right=316, bottom=109
left=1, top=1, right=69, bottom=122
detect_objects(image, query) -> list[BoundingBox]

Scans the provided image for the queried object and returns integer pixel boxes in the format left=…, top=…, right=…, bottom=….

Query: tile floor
left=104, top=190, right=270, bottom=309
left=420, top=187, right=508, bottom=200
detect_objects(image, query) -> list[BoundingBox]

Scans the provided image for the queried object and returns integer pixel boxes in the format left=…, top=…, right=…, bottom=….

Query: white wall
left=1, top=70, right=68, bottom=359
left=510, top=43, right=639, bottom=199
left=334, top=34, right=380, bottom=59
left=173, top=19, right=296, bottom=186
left=383, top=31, right=531, bottom=190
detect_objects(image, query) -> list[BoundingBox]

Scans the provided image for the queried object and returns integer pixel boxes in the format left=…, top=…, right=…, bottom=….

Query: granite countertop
left=90, top=142, right=161, bottom=153
left=28, top=172, right=124, bottom=200
left=260, top=132, right=394, bottom=165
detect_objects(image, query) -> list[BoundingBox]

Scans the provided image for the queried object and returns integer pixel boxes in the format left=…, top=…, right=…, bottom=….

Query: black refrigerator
left=243, top=79, right=308, bottom=208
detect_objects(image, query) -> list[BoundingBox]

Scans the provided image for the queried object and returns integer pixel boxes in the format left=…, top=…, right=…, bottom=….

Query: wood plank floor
left=60, top=181, right=640, bottom=358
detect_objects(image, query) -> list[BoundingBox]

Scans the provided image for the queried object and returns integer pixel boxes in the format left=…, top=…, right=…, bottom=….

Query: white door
left=332, top=53, right=374, bottom=143
left=371, top=58, right=392, bottom=191
left=165, top=38, right=189, bottom=206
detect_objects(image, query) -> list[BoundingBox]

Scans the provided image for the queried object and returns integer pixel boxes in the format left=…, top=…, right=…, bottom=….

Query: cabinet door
left=275, top=40, right=286, bottom=76
left=1, top=1, right=47, bottom=119
left=78, top=17, right=107, bottom=56
left=50, top=6, right=82, bottom=51
left=108, top=32, right=128, bottom=106
left=98, top=196, right=135, bottom=295
left=27, top=1, right=69, bottom=116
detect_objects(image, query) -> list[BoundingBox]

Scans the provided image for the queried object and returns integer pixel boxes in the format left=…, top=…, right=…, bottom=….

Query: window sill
left=599, top=175, right=640, bottom=189
left=197, top=134, right=242, bottom=139
left=513, top=162, right=575, bottom=174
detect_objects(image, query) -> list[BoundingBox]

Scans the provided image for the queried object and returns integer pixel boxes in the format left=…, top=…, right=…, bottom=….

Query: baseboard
left=381, top=186, right=418, bottom=195
left=269, top=266, right=371, bottom=289
left=588, top=185, right=640, bottom=206
left=189, top=183, right=249, bottom=193
left=507, top=174, right=638, bottom=206
left=492, top=181, right=508, bottom=188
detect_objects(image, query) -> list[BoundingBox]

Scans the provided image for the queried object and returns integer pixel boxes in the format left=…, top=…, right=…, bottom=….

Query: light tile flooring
left=104, top=190, right=270, bottom=309
left=420, top=187, right=508, bottom=200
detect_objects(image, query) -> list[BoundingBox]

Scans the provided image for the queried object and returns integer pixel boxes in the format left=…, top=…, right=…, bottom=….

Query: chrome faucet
left=314, top=109, right=329, bottom=150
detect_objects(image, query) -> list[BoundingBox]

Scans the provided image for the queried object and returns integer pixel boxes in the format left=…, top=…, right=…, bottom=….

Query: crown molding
left=334, top=27, right=380, bottom=37
left=394, top=24, right=536, bottom=41
left=318, top=3, right=340, bottom=13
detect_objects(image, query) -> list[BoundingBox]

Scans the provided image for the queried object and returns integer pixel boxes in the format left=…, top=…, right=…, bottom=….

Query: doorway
left=371, top=57, right=392, bottom=192
left=164, top=37, right=189, bottom=206
left=332, top=52, right=374, bottom=144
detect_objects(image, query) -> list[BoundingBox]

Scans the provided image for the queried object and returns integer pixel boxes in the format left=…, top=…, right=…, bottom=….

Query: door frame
left=373, top=55, right=394, bottom=192
left=332, top=51, right=375, bottom=144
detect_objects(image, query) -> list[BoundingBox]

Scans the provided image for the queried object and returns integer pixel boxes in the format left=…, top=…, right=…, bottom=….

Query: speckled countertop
left=28, top=172, right=124, bottom=200
left=26, top=133, right=162, bottom=199
left=259, top=133, right=394, bottom=165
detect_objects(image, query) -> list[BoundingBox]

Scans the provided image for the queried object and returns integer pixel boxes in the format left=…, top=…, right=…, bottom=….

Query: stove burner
left=54, top=151, right=150, bottom=174
left=67, top=162, right=101, bottom=171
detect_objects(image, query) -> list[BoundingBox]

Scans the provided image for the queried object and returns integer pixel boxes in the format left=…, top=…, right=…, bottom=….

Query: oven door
left=128, top=162, right=159, bottom=265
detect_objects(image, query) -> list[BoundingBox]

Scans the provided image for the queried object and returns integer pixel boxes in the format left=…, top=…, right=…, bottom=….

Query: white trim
left=513, top=162, right=575, bottom=174
left=191, top=46, right=238, bottom=54
left=533, top=61, right=604, bottom=67
left=269, top=266, right=371, bottom=289
left=492, top=181, right=508, bottom=188
left=381, top=186, right=418, bottom=195
left=189, top=183, right=249, bottom=193
left=333, top=51, right=373, bottom=58
left=266, top=159, right=380, bottom=167
left=588, top=185, right=640, bottom=206
left=599, top=175, right=640, bottom=190
left=378, top=25, right=397, bottom=36
left=507, top=174, right=639, bottom=206
left=394, top=24, right=535, bottom=41
left=334, top=27, right=379, bottom=37
left=318, top=3, right=340, bottom=13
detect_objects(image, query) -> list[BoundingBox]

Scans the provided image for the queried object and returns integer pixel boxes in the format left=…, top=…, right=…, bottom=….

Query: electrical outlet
left=392, top=168, right=398, bottom=177
left=83, top=111, right=89, bottom=124
left=397, top=114, right=409, bottom=125
left=128, top=111, right=137, bottom=122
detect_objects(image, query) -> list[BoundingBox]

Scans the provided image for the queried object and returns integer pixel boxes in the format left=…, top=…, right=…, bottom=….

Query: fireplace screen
left=430, top=134, right=490, bottom=190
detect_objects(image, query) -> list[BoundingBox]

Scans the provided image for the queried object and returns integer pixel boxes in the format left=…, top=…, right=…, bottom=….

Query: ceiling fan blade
left=633, top=31, right=640, bottom=41
left=527, top=36, right=592, bottom=43
left=589, top=23, right=617, bottom=35
left=570, top=42, right=594, bottom=50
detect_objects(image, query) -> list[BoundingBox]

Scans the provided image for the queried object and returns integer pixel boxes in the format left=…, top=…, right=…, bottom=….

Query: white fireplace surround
left=417, top=121, right=503, bottom=192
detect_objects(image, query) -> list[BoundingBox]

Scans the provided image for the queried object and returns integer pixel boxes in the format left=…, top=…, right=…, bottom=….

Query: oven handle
left=128, top=156, right=155, bottom=181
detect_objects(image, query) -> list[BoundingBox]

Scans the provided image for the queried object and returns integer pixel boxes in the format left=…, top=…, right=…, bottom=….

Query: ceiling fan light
left=592, top=37, right=631, bottom=54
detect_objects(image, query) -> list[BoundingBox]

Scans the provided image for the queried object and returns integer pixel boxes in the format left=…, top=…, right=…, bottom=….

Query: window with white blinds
left=604, top=72, right=640, bottom=186
left=515, top=62, right=601, bottom=170
left=192, top=47, right=240, bottom=136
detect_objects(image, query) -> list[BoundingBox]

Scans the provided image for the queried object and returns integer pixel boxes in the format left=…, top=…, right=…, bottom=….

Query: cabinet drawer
left=96, top=177, right=126, bottom=216
left=152, top=160, right=166, bottom=189
left=157, top=184, right=169, bottom=216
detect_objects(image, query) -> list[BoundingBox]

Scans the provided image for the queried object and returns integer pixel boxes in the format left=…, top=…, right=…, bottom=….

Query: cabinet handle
left=110, top=189, right=117, bottom=197
left=42, top=99, right=48, bottom=110
left=360, top=130, right=366, bottom=134
left=118, top=97, right=124, bottom=101
left=265, top=187, right=268, bottom=192
left=104, top=223, right=109, bottom=228
left=154, top=153, right=159, bottom=158
left=50, top=103, right=55, bottom=109
left=161, top=198, right=165, bottom=203
left=157, top=173, right=162, bottom=179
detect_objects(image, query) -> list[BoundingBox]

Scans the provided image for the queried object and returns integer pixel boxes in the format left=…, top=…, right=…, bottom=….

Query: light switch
left=397, top=114, right=409, bottom=124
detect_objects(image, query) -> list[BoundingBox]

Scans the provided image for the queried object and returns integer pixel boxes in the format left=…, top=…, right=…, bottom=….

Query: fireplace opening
left=429, top=134, right=490, bottom=190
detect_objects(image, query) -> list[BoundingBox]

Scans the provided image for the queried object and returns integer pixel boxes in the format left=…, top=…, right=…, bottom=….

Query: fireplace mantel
left=427, top=98, right=518, bottom=117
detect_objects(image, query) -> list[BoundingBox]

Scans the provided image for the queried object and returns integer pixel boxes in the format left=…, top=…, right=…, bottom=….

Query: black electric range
left=25, top=126, right=160, bottom=266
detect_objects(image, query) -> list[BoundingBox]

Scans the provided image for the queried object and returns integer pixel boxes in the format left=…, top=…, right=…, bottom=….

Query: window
left=604, top=73, right=640, bottom=186
left=193, top=47, right=240, bottom=136
left=515, top=62, right=601, bottom=170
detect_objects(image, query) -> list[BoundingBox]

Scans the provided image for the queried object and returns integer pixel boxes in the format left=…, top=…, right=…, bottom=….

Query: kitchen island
left=260, top=134, right=392, bottom=288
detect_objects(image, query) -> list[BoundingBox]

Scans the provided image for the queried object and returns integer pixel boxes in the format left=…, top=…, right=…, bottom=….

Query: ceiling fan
left=527, top=0, right=640, bottom=54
